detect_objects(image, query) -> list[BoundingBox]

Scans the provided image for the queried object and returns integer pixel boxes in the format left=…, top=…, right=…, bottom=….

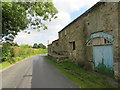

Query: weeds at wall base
left=45, top=56, right=118, bottom=88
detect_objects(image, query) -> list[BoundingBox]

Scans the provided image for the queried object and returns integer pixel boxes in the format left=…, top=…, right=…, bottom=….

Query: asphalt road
left=1, top=55, right=78, bottom=88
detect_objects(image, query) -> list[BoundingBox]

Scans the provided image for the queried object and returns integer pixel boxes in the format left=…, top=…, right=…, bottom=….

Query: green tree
left=33, top=43, right=38, bottom=48
left=2, top=1, right=58, bottom=41
left=12, top=42, right=19, bottom=46
left=2, top=42, right=14, bottom=62
left=38, top=43, right=46, bottom=49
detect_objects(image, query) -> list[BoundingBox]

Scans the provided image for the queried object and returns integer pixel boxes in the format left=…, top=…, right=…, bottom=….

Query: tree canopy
left=38, top=43, right=46, bottom=49
left=33, top=43, right=38, bottom=48
left=2, top=1, right=58, bottom=41
left=33, top=43, right=46, bottom=49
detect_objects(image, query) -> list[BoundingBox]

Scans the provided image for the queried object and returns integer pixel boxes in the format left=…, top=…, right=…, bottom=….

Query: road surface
left=1, top=55, right=78, bottom=88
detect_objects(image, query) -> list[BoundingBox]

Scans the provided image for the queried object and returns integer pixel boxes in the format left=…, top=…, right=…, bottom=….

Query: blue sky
left=71, top=7, right=89, bottom=20
left=14, top=0, right=99, bottom=46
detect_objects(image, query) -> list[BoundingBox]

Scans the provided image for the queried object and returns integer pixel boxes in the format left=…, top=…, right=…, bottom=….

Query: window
left=104, top=39, right=107, bottom=44
left=65, top=30, right=67, bottom=35
left=56, top=42, right=59, bottom=46
left=60, top=33, right=62, bottom=38
left=87, top=22, right=90, bottom=25
left=104, top=39, right=111, bottom=44
left=69, top=41, right=76, bottom=50
left=72, top=41, right=76, bottom=50
left=59, top=32, right=62, bottom=38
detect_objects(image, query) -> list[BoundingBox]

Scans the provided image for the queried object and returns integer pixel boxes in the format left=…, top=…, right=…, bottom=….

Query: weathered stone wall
left=48, top=44, right=52, bottom=56
left=84, top=2, right=119, bottom=76
left=48, top=2, right=119, bottom=79
left=58, top=15, right=86, bottom=63
left=48, top=39, right=60, bottom=56
left=117, top=1, right=120, bottom=80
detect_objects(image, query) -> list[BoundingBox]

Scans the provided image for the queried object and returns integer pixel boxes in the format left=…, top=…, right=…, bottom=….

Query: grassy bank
left=0, top=55, right=33, bottom=70
left=45, top=56, right=118, bottom=88
left=0, top=47, right=47, bottom=70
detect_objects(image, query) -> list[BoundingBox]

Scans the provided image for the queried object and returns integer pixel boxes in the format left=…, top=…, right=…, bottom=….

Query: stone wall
left=48, top=39, right=60, bottom=56
left=48, top=2, right=119, bottom=79
left=117, top=1, right=120, bottom=80
left=84, top=2, right=119, bottom=77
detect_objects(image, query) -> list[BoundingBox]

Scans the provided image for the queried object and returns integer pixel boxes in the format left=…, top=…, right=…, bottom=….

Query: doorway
left=93, top=45, right=114, bottom=75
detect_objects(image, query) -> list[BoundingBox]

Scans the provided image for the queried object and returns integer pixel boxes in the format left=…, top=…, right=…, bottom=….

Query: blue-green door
left=93, top=45, right=114, bottom=75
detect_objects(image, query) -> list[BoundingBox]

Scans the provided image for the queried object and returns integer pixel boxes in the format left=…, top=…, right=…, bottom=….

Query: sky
left=14, top=0, right=100, bottom=46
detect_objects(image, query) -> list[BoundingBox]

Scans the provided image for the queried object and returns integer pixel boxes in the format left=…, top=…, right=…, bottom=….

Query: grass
left=0, top=55, right=34, bottom=70
left=45, top=56, right=118, bottom=88
left=0, top=48, right=48, bottom=71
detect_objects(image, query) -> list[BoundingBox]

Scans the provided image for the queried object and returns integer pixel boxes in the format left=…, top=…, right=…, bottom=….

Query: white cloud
left=14, top=0, right=100, bottom=46
left=53, top=0, right=100, bottom=13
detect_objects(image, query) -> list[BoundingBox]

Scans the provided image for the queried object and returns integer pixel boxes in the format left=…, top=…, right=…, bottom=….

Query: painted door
left=93, top=45, right=114, bottom=75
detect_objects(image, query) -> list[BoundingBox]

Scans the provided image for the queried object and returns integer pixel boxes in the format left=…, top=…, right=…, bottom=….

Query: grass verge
left=45, top=56, right=118, bottom=88
left=0, top=48, right=47, bottom=71
left=0, top=55, right=37, bottom=70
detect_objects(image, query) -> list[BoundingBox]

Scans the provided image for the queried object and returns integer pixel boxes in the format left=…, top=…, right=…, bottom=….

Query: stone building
left=48, top=2, right=120, bottom=80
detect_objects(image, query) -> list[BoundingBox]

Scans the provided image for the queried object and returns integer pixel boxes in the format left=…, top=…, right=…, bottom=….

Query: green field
left=0, top=47, right=47, bottom=70
left=45, top=56, right=118, bottom=88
